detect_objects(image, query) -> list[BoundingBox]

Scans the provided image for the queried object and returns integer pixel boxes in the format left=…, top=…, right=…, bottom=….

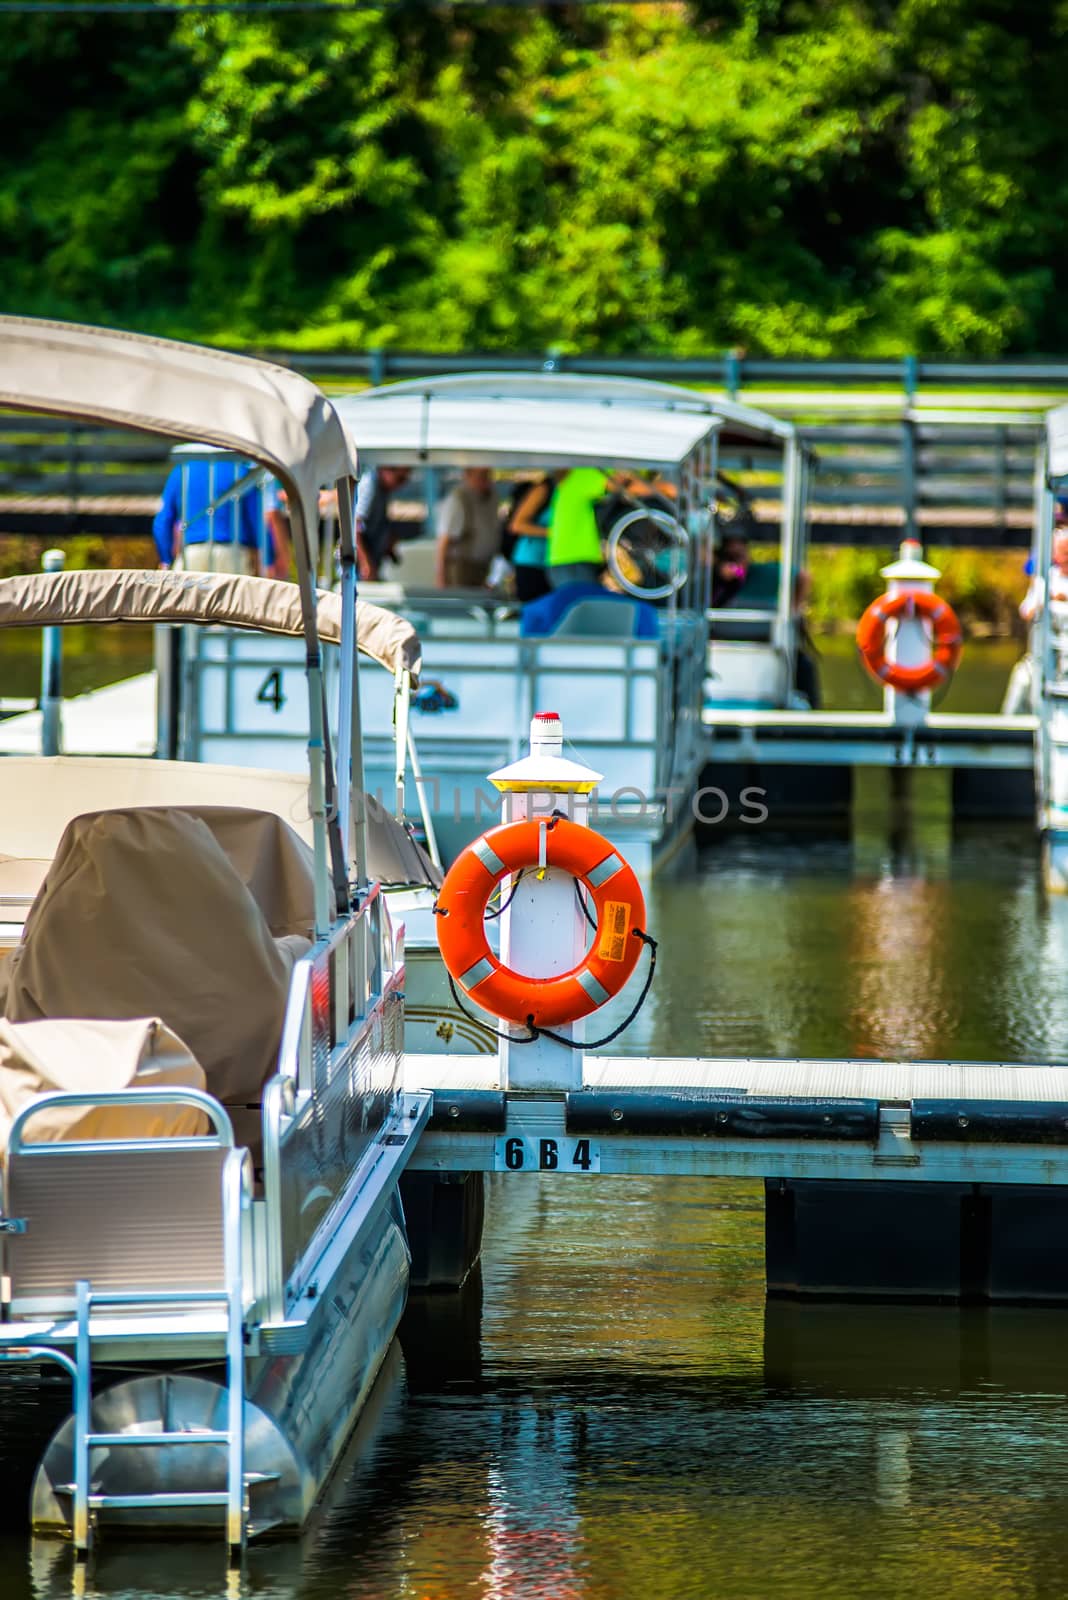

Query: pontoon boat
left=0, top=316, right=432, bottom=1552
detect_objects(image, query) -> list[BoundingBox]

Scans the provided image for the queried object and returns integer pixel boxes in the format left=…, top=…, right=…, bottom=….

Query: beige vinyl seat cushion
left=0, top=1015, right=207, bottom=1159
left=1, top=806, right=312, bottom=1109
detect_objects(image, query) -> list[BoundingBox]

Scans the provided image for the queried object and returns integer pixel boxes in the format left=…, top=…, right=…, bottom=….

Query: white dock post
left=488, top=712, right=603, bottom=1092
left=40, top=547, right=65, bottom=756
left=881, top=539, right=943, bottom=728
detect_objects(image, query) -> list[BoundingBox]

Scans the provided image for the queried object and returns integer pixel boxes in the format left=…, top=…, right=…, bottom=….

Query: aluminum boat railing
left=0, top=1089, right=251, bottom=1553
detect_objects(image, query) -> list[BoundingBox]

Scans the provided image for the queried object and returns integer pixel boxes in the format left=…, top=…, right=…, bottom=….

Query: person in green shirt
left=546, top=467, right=657, bottom=589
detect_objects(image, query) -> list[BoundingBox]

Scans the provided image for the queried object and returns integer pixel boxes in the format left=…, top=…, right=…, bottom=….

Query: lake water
left=3, top=636, right=1065, bottom=1599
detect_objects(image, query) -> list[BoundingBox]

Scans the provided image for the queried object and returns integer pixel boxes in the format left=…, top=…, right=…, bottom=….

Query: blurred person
left=353, top=466, right=414, bottom=580
left=263, top=479, right=295, bottom=579
left=507, top=473, right=558, bottom=604
left=1020, top=514, right=1068, bottom=627
left=546, top=466, right=656, bottom=588
left=435, top=467, right=502, bottom=588
left=1003, top=509, right=1068, bottom=712
left=153, top=454, right=261, bottom=574
left=711, top=533, right=819, bottom=707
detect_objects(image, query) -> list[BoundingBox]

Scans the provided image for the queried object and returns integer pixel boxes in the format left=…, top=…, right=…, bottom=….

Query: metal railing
left=0, top=376, right=1048, bottom=547
left=264, top=887, right=404, bottom=1317
left=251, top=349, right=1068, bottom=400
left=0, top=1087, right=252, bottom=1554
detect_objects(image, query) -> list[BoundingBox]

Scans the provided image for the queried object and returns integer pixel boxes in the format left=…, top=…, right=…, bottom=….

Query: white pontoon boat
left=337, top=373, right=814, bottom=859
left=0, top=317, right=432, bottom=1552
left=337, top=373, right=720, bottom=873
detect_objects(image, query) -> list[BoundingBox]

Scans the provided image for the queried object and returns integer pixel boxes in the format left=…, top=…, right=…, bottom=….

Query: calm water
left=4, top=637, right=1067, bottom=1599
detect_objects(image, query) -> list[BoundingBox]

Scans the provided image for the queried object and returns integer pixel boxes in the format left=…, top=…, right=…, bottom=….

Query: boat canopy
left=1047, top=404, right=1068, bottom=483
left=0, top=569, right=422, bottom=680
left=344, top=371, right=796, bottom=455
left=335, top=382, right=721, bottom=471
left=0, top=317, right=357, bottom=577
left=0, top=318, right=367, bottom=930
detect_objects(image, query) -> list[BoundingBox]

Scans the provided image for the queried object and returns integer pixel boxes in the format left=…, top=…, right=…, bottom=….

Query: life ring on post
left=435, top=816, right=646, bottom=1029
left=855, top=590, right=963, bottom=694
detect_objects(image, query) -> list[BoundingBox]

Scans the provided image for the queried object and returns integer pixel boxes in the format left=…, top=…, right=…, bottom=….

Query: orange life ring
left=856, top=590, right=963, bottom=694
left=435, top=816, right=647, bottom=1028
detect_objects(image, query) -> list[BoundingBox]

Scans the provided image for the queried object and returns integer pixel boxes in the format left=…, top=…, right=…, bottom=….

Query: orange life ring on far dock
left=855, top=590, right=963, bottom=694
left=435, top=816, right=647, bottom=1028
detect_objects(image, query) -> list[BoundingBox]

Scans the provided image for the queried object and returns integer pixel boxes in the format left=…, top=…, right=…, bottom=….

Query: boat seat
left=550, top=598, right=648, bottom=638
left=1, top=808, right=309, bottom=1134
left=0, top=756, right=318, bottom=859
left=0, top=1015, right=207, bottom=1163
left=5, top=1138, right=230, bottom=1319
left=0, top=1020, right=228, bottom=1319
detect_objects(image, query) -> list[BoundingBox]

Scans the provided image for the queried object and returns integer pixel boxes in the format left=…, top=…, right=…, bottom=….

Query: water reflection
left=16, top=1190, right=1068, bottom=1600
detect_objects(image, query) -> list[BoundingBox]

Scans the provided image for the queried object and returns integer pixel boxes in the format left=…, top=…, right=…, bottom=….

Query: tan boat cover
left=2, top=808, right=310, bottom=1106
left=0, top=1015, right=207, bottom=1159
left=0, top=569, right=422, bottom=680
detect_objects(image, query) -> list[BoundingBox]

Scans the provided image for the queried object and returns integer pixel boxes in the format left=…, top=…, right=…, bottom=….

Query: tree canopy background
left=3, top=0, right=1067, bottom=356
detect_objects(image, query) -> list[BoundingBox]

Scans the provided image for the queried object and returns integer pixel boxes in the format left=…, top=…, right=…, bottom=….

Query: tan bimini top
left=0, top=317, right=357, bottom=572
left=0, top=569, right=422, bottom=680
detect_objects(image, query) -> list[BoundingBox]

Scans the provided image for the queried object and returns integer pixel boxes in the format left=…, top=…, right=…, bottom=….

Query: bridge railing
left=252, top=348, right=1068, bottom=402
left=0, top=362, right=1050, bottom=545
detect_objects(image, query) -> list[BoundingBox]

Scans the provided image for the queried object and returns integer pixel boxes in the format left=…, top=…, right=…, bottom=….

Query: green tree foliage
left=3, top=0, right=1068, bottom=355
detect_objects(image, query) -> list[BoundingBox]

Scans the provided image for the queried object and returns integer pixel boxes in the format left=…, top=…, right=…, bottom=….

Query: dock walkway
left=404, top=1053, right=1068, bottom=1187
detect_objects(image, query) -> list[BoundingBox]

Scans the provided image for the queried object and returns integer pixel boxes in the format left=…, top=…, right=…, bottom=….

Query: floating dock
left=702, top=708, right=1038, bottom=821
left=402, top=1054, right=1068, bottom=1303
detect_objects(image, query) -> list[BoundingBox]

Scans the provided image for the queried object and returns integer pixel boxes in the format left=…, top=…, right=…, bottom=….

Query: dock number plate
left=493, top=1135, right=600, bottom=1173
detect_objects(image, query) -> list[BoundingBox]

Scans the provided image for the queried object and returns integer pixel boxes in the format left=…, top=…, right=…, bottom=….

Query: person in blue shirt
left=152, top=455, right=263, bottom=574
left=507, top=473, right=557, bottom=603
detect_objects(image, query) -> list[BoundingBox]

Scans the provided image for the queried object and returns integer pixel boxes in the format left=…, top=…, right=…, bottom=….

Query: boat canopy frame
left=336, top=375, right=726, bottom=619
left=359, top=369, right=798, bottom=449
left=339, top=371, right=811, bottom=642
left=0, top=317, right=367, bottom=935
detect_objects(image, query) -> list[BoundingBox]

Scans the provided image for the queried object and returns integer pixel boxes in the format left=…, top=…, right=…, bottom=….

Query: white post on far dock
left=489, top=712, right=603, bottom=1092
left=882, top=538, right=942, bottom=728
left=40, top=547, right=65, bottom=756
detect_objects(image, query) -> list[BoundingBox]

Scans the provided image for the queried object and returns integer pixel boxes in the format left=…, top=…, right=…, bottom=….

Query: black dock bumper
left=428, top=1089, right=508, bottom=1133
left=911, top=1099, right=1068, bottom=1145
left=566, top=1090, right=880, bottom=1142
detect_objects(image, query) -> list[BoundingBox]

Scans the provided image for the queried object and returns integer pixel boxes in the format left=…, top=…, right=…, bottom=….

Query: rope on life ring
left=434, top=815, right=648, bottom=1030
left=855, top=589, right=963, bottom=694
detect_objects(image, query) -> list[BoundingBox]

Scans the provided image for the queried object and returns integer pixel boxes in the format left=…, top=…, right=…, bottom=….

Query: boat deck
left=0, top=674, right=1037, bottom=775
left=0, top=672, right=154, bottom=756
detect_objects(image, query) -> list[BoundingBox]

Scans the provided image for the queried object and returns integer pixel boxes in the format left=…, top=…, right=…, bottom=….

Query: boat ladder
left=0, top=1274, right=249, bottom=1558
